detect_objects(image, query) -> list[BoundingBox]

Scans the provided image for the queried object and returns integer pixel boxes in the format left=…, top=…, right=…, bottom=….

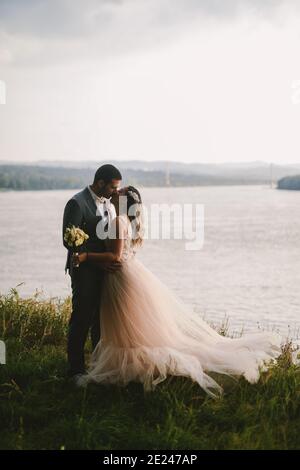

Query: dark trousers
left=67, top=263, right=105, bottom=374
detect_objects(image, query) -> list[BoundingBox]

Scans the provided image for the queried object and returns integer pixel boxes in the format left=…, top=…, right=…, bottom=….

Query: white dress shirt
left=87, top=185, right=116, bottom=232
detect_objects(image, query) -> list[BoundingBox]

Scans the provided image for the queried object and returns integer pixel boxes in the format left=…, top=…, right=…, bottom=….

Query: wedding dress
left=77, top=214, right=283, bottom=397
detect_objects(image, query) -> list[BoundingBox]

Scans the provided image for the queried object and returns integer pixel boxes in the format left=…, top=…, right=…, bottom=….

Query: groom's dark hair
left=93, top=164, right=122, bottom=184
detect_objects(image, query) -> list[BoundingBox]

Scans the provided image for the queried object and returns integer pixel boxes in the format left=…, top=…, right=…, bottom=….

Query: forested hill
left=0, top=164, right=231, bottom=190
left=1, top=162, right=300, bottom=190
left=277, top=175, right=300, bottom=190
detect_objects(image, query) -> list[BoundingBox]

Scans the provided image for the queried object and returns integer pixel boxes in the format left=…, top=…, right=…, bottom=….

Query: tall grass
left=0, top=288, right=299, bottom=450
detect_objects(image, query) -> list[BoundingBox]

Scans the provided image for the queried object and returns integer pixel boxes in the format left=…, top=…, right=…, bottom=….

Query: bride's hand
left=72, top=252, right=87, bottom=267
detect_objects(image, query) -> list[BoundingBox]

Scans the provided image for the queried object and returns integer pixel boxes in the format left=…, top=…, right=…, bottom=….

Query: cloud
left=0, top=0, right=299, bottom=66
left=1, top=2, right=300, bottom=164
left=0, top=0, right=123, bottom=38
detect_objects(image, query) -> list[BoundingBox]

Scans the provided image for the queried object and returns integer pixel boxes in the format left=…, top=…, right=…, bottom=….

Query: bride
left=72, top=186, right=283, bottom=397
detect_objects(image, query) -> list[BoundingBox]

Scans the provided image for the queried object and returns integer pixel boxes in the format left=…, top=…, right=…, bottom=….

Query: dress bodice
left=105, top=214, right=136, bottom=262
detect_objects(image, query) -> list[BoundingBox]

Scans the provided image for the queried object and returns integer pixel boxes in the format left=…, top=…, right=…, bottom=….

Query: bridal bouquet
left=64, top=225, right=89, bottom=268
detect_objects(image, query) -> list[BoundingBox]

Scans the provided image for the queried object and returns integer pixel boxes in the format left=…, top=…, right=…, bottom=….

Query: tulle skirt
left=77, top=257, right=283, bottom=396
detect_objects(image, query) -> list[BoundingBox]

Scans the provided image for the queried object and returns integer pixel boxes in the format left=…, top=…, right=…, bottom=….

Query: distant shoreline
left=0, top=183, right=277, bottom=192
left=1, top=161, right=300, bottom=190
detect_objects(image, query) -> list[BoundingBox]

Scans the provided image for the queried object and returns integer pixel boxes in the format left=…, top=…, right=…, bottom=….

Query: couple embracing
left=63, top=164, right=283, bottom=397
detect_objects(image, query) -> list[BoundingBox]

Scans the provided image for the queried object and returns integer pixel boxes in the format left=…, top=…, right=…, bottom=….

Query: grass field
left=0, top=288, right=299, bottom=450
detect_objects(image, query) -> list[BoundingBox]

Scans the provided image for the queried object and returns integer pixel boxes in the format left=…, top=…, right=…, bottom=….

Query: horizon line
left=1, top=159, right=300, bottom=167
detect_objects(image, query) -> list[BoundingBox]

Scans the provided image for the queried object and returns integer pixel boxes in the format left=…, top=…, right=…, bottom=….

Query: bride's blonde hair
left=125, top=186, right=144, bottom=248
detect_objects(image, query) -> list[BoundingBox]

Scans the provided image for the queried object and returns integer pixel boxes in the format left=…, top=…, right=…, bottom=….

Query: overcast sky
left=1, top=0, right=300, bottom=164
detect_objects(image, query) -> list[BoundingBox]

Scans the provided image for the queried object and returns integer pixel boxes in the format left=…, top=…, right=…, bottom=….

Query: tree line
left=0, top=163, right=275, bottom=190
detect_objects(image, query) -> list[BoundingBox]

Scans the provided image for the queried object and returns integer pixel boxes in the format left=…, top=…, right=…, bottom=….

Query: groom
left=62, top=164, right=122, bottom=378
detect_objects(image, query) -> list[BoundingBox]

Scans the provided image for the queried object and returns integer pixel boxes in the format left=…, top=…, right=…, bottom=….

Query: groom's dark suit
left=62, top=186, right=109, bottom=375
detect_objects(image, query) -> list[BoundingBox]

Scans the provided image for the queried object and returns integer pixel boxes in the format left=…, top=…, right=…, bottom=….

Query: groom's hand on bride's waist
left=71, top=253, right=122, bottom=273
left=103, top=261, right=123, bottom=273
